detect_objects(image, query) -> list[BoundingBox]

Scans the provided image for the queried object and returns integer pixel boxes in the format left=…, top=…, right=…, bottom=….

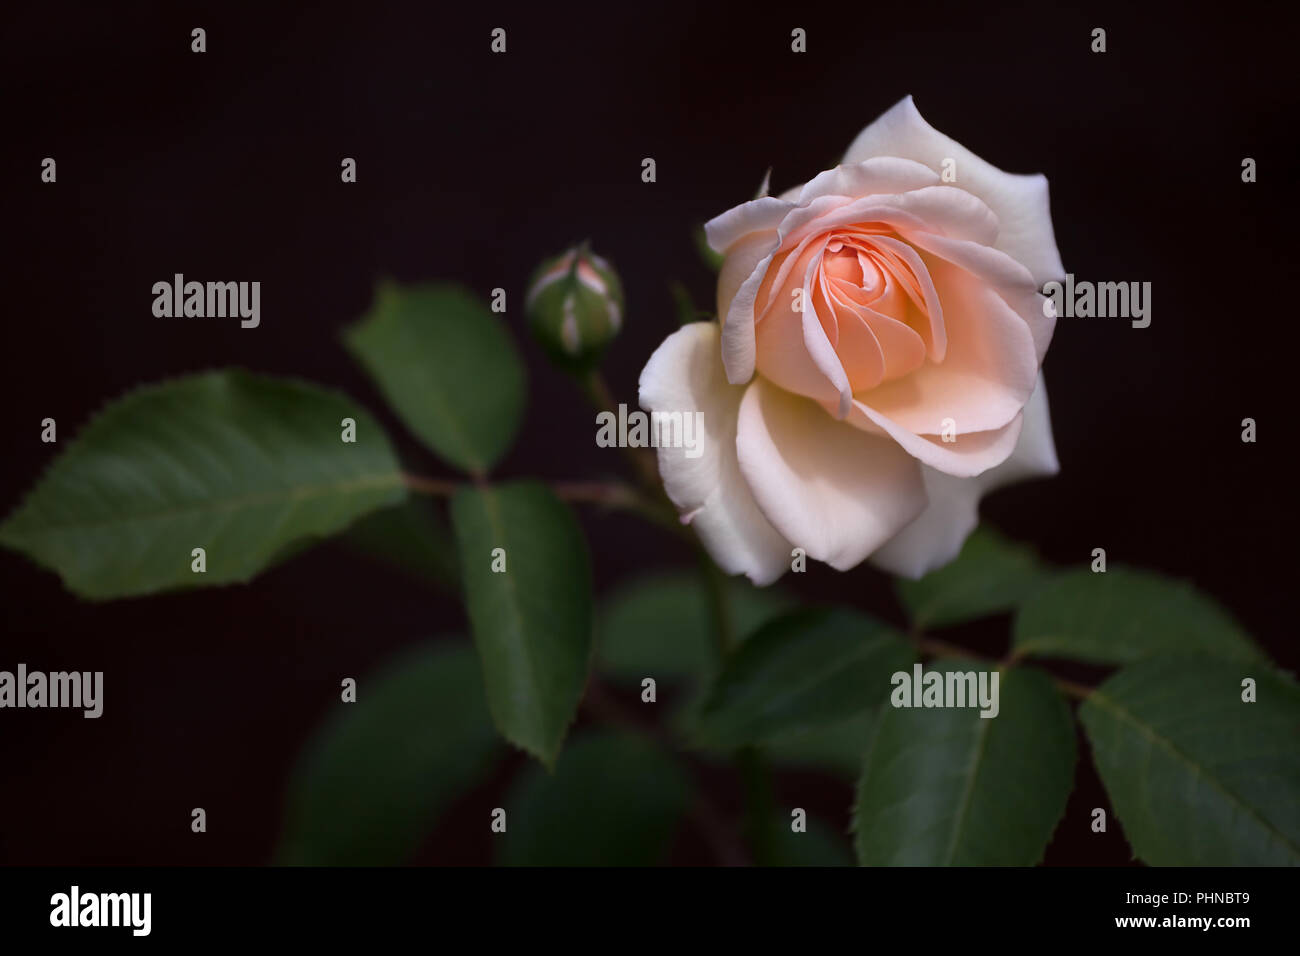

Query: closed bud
left=525, top=244, right=624, bottom=368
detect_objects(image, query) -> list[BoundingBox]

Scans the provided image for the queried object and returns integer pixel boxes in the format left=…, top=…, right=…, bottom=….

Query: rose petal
left=867, top=467, right=981, bottom=579
left=704, top=196, right=794, bottom=255
left=870, top=374, right=1058, bottom=577
left=714, top=195, right=853, bottom=385
left=796, top=156, right=940, bottom=205
left=853, top=254, right=1039, bottom=437
left=715, top=231, right=779, bottom=384
left=906, top=231, right=1036, bottom=290
left=843, top=96, right=1065, bottom=287
left=638, top=322, right=792, bottom=584
left=857, top=307, right=927, bottom=382
left=865, top=235, right=947, bottom=360
left=905, top=232, right=1055, bottom=365
left=736, top=377, right=926, bottom=570
left=846, top=398, right=1025, bottom=477
left=800, top=244, right=853, bottom=418
left=714, top=183, right=994, bottom=386
left=868, top=185, right=1000, bottom=245
left=824, top=290, right=887, bottom=391
left=754, top=283, right=843, bottom=406
left=982, top=370, right=1060, bottom=486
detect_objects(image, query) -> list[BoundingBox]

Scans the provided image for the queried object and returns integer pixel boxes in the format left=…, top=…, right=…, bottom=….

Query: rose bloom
left=639, top=96, right=1063, bottom=584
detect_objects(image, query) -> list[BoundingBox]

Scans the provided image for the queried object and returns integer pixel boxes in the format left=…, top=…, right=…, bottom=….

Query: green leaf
left=276, top=641, right=501, bottom=865
left=1080, top=657, right=1300, bottom=865
left=342, top=496, right=458, bottom=591
left=0, top=370, right=405, bottom=600
left=498, top=731, right=692, bottom=866
left=763, top=708, right=877, bottom=778
left=344, top=282, right=526, bottom=475
left=1013, top=566, right=1265, bottom=666
left=896, top=526, right=1052, bottom=629
left=768, top=813, right=855, bottom=867
left=854, top=664, right=1075, bottom=865
left=692, top=607, right=913, bottom=750
left=599, top=570, right=795, bottom=685
left=451, top=482, right=593, bottom=767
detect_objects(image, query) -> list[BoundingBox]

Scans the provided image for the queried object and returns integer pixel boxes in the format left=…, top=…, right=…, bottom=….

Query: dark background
left=1, top=0, right=1295, bottom=865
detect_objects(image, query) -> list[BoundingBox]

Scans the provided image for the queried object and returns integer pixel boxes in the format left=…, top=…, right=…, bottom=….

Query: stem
left=1053, top=677, right=1094, bottom=701
left=573, top=365, right=765, bottom=865
left=694, top=547, right=768, bottom=864
left=403, top=471, right=687, bottom=538
left=580, top=368, right=618, bottom=415
left=579, top=369, right=663, bottom=491
left=401, top=473, right=460, bottom=497
left=914, top=635, right=977, bottom=661
left=698, top=548, right=736, bottom=662
left=914, top=635, right=1095, bottom=701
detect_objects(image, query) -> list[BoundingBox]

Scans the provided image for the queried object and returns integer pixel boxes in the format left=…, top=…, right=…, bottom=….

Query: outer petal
left=736, top=377, right=926, bottom=571
left=638, top=322, right=792, bottom=584
left=846, top=401, right=1024, bottom=477
left=795, top=156, right=940, bottom=206
left=866, top=467, right=982, bottom=580
left=716, top=231, right=779, bottom=384
left=979, top=369, right=1060, bottom=486
left=844, top=96, right=1065, bottom=288
left=870, top=374, right=1059, bottom=578
left=706, top=197, right=798, bottom=385
left=704, top=196, right=793, bottom=255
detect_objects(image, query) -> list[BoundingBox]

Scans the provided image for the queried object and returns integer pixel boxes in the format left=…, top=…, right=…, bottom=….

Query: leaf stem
left=403, top=471, right=685, bottom=533
left=578, top=369, right=664, bottom=491
left=1053, top=677, right=1094, bottom=701
left=698, top=547, right=736, bottom=661
left=401, top=473, right=460, bottom=497
left=914, top=635, right=977, bottom=660
left=695, top=548, right=767, bottom=864
left=913, top=635, right=1095, bottom=701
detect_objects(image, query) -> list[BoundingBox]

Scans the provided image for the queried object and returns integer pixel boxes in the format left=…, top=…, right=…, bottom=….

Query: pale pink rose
left=639, top=96, right=1063, bottom=584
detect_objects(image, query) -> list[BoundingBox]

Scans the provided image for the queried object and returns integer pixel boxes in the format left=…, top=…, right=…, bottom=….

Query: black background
left=1, top=0, right=1296, bottom=865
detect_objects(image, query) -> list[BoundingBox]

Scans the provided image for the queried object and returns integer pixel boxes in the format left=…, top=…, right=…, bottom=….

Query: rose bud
left=525, top=244, right=624, bottom=369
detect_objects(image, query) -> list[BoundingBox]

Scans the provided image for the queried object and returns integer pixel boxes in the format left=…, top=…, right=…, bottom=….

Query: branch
left=402, top=471, right=686, bottom=537
left=914, top=635, right=1095, bottom=701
